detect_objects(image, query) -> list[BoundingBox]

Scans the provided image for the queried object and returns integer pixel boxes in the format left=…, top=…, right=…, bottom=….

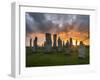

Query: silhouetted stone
left=45, top=33, right=52, bottom=52
left=66, top=40, right=69, bottom=48
left=30, top=38, right=32, bottom=48
left=58, top=37, right=62, bottom=51
left=52, top=34, right=57, bottom=52
left=33, top=37, right=38, bottom=51
left=78, top=41, right=86, bottom=58
left=65, top=40, right=71, bottom=55
left=53, top=34, right=57, bottom=48
left=69, top=37, right=73, bottom=47
left=76, top=40, right=78, bottom=46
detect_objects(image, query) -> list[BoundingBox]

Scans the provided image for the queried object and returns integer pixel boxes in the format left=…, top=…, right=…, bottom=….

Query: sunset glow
left=26, top=12, right=89, bottom=47
left=26, top=30, right=89, bottom=46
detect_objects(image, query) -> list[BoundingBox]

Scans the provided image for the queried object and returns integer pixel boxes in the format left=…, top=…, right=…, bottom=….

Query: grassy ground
left=26, top=46, right=89, bottom=67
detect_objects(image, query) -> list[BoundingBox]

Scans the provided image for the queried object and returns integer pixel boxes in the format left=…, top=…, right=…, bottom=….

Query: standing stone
left=53, top=34, right=57, bottom=51
left=33, top=37, right=38, bottom=51
left=78, top=41, right=86, bottom=58
left=58, top=37, right=62, bottom=51
left=44, top=41, right=46, bottom=47
left=65, top=40, right=71, bottom=55
left=66, top=40, right=70, bottom=48
left=69, top=37, right=73, bottom=47
left=65, top=38, right=73, bottom=54
left=76, top=39, right=78, bottom=46
left=45, top=33, right=52, bottom=52
left=30, top=38, right=32, bottom=48
left=53, top=34, right=57, bottom=48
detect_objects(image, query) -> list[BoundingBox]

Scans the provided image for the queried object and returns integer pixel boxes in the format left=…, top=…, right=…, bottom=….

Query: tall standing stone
left=58, top=37, right=62, bottom=51
left=66, top=40, right=70, bottom=48
left=33, top=37, right=38, bottom=51
left=45, top=33, right=52, bottom=52
left=65, top=40, right=71, bottom=55
left=53, top=34, right=57, bottom=48
left=69, top=37, right=73, bottom=47
left=78, top=41, right=86, bottom=58
left=30, top=38, right=32, bottom=48
left=76, top=39, right=78, bottom=46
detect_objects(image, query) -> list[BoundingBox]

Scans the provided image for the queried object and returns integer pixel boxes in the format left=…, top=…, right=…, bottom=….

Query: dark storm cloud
left=26, top=12, right=56, bottom=33
left=29, top=13, right=45, bottom=23
left=26, top=12, right=89, bottom=34
left=74, top=15, right=89, bottom=32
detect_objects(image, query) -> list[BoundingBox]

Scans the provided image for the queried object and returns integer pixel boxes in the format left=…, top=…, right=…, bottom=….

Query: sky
left=26, top=12, right=89, bottom=46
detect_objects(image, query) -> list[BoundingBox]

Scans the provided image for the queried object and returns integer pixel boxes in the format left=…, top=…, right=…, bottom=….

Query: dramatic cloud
left=26, top=12, right=89, bottom=35
left=25, top=12, right=90, bottom=46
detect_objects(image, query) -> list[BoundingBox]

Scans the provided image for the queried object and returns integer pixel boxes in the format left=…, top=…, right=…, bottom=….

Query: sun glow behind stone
left=26, top=30, right=89, bottom=47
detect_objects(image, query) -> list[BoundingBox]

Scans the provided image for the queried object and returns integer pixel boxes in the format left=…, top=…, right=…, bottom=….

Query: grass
left=26, top=46, right=89, bottom=67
